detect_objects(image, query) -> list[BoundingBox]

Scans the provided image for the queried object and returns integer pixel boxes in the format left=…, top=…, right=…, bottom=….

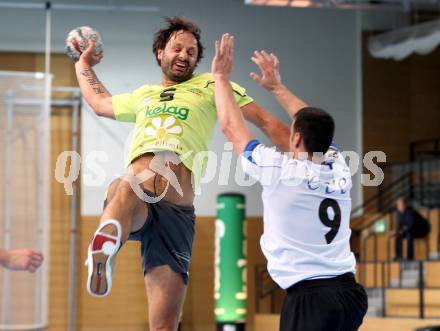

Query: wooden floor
left=254, top=314, right=440, bottom=331
left=360, top=317, right=440, bottom=331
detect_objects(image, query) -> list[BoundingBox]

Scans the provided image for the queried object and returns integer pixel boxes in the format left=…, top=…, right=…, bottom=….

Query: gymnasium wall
left=3, top=2, right=440, bottom=331
left=0, top=48, right=267, bottom=331
left=0, top=53, right=78, bottom=330
left=362, top=32, right=440, bottom=201
left=0, top=0, right=363, bottom=216
left=0, top=2, right=377, bottom=330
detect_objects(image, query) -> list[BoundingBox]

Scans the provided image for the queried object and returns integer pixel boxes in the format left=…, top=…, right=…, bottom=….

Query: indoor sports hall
left=0, top=1, right=439, bottom=330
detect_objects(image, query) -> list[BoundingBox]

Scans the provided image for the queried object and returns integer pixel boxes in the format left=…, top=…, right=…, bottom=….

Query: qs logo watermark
left=54, top=142, right=386, bottom=203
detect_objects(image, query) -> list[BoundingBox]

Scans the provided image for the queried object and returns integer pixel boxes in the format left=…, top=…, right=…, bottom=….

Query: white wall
left=0, top=0, right=363, bottom=216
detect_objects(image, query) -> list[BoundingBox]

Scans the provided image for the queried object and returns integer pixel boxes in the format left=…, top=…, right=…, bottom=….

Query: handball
left=65, top=26, right=103, bottom=62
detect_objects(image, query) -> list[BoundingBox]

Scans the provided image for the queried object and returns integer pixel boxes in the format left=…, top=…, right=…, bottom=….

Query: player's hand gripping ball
left=66, top=26, right=103, bottom=62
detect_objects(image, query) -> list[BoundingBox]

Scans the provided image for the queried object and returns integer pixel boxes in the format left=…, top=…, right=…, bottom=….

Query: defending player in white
left=212, top=34, right=367, bottom=331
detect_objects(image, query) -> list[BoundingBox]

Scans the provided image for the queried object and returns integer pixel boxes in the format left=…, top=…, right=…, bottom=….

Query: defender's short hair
left=293, top=107, right=335, bottom=154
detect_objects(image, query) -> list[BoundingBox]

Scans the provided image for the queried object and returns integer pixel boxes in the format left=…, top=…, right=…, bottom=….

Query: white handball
left=65, top=26, right=103, bottom=62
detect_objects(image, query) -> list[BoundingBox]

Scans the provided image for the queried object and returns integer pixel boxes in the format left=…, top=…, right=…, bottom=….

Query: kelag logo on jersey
left=145, top=103, right=190, bottom=121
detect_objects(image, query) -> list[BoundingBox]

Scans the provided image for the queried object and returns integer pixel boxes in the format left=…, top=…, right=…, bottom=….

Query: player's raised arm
left=212, top=34, right=254, bottom=155
left=74, top=41, right=115, bottom=119
left=251, top=51, right=307, bottom=118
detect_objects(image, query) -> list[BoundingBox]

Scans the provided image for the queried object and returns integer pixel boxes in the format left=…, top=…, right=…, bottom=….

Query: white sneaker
left=85, top=219, right=121, bottom=297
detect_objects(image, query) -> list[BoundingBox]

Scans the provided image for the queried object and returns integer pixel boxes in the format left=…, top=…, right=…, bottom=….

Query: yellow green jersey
left=112, top=72, right=254, bottom=187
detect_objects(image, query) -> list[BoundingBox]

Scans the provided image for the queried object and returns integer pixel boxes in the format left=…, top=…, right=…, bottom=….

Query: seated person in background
left=391, top=197, right=430, bottom=261
left=0, top=248, right=44, bottom=272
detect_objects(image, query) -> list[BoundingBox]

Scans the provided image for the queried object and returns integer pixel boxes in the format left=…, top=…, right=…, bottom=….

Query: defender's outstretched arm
left=212, top=34, right=254, bottom=156
left=251, top=50, right=307, bottom=119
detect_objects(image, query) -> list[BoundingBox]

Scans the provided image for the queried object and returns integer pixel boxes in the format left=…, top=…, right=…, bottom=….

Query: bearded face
left=157, top=30, right=199, bottom=83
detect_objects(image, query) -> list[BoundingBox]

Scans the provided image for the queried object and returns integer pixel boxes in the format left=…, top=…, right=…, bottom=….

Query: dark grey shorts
left=104, top=191, right=196, bottom=284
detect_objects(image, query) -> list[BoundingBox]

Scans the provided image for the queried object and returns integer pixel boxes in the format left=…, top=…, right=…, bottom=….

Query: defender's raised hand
left=251, top=50, right=307, bottom=118
left=250, top=50, right=282, bottom=92
left=212, top=33, right=235, bottom=78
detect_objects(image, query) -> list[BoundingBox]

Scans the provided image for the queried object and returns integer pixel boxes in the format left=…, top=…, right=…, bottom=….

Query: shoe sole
left=90, top=251, right=110, bottom=296
left=87, top=222, right=120, bottom=297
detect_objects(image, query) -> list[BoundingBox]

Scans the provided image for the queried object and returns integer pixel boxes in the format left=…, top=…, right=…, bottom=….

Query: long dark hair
left=152, top=16, right=204, bottom=65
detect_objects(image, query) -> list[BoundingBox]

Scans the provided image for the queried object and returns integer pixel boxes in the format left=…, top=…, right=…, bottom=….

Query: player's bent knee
left=108, top=177, right=122, bottom=189
left=151, top=323, right=178, bottom=331
left=105, top=177, right=122, bottom=199
left=115, top=177, right=142, bottom=203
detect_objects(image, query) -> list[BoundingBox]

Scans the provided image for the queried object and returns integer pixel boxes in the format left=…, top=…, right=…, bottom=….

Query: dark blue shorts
left=104, top=191, right=196, bottom=284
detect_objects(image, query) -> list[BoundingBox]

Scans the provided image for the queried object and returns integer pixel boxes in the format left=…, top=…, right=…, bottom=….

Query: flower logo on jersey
left=145, top=116, right=182, bottom=140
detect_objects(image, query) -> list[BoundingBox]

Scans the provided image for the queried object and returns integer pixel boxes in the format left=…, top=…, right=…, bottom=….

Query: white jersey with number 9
left=241, top=141, right=356, bottom=290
